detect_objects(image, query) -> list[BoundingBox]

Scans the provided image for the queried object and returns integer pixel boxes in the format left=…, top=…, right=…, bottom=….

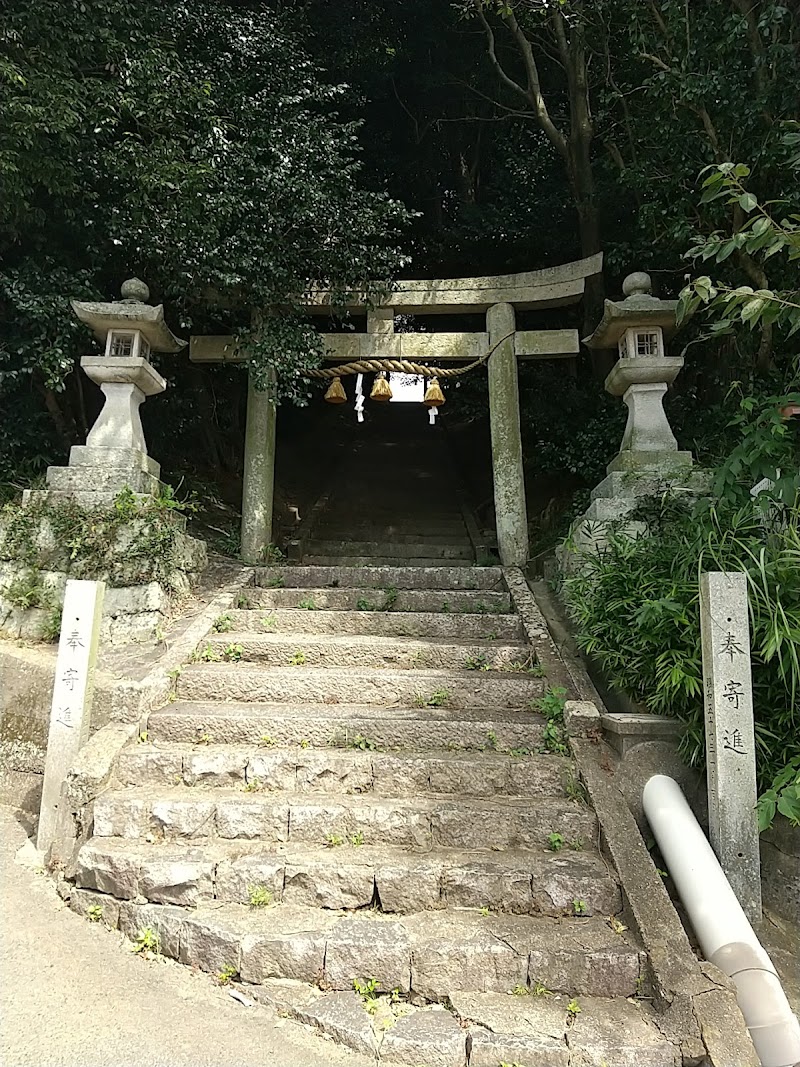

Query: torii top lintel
left=302, top=253, right=603, bottom=315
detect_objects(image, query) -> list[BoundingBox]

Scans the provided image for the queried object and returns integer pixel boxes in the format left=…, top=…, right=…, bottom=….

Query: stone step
left=75, top=839, right=620, bottom=915
left=117, top=742, right=570, bottom=799
left=93, top=788, right=596, bottom=851
left=220, top=608, right=524, bottom=641
left=202, top=633, right=532, bottom=671
left=305, top=541, right=474, bottom=560
left=315, top=528, right=469, bottom=542
left=148, top=702, right=547, bottom=750
left=255, top=566, right=504, bottom=590
left=240, top=588, right=513, bottom=614
left=176, top=664, right=546, bottom=708
left=70, top=896, right=644, bottom=999
left=303, top=555, right=475, bottom=567
left=450, top=992, right=677, bottom=1067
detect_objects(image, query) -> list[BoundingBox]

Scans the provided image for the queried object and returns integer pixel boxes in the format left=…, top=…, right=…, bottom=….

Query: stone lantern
left=585, top=271, right=691, bottom=474
left=562, top=271, right=707, bottom=558
left=38, top=278, right=185, bottom=504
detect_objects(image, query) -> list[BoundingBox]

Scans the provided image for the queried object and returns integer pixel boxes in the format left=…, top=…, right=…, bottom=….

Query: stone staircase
left=70, top=561, right=681, bottom=1065
left=297, top=407, right=482, bottom=567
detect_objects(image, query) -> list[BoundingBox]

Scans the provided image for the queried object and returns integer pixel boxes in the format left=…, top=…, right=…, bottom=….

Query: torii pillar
left=487, top=302, right=528, bottom=567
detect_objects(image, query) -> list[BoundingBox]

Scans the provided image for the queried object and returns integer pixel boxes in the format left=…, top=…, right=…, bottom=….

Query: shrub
left=562, top=493, right=800, bottom=825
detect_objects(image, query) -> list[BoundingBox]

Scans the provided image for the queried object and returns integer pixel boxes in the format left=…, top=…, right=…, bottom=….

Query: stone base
left=591, top=468, right=711, bottom=502
left=607, top=450, right=693, bottom=473
left=69, top=446, right=160, bottom=478
left=45, top=465, right=161, bottom=495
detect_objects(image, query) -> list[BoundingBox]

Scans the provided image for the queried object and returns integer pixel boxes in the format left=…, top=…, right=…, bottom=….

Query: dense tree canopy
left=1, top=0, right=798, bottom=491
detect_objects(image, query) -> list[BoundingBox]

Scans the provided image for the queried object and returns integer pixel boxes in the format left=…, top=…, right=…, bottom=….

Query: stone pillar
left=487, top=302, right=528, bottom=567
left=241, top=369, right=277, bottom=564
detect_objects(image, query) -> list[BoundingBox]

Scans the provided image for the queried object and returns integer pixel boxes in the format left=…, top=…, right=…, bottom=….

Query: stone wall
left=761, top=817, right=800, bottom=924
left=0, top=642, right=55, bottom=812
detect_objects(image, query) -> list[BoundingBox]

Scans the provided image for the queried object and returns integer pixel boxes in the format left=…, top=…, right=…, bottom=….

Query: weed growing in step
left=572, top=899, right=588, bottom=916
left=440, top=600, right=451, bottom=613
left=484, top=730, right=499, bottom=751
left=413, top=687, right=451, bottom=708
left=566, top=999, right=581, bottom=1022
left=532, top=981, right=553, bottom=997
left=534, top=686, right=569, bottom=756
left=243, top=777, right=262, bottom=793
left=350, top=734, right=378, bottom=751
left=217, top=964, right=239, bottom=985
left=262, top=545, right=284, bottom=565
left=564, top=771, right=589, bottom=805
left=499, top=1061, right=525, bottom=1067
left=191, top=643, right=221, bottom=663
left=350, top=831, right=364, bottom=847
left=464, top=653, right=489, bottom=671
left=326, top=833, right=344, bottom=847
left=195, top=731, right=214, bottom=745
left=223, top=643, right=243, bottom=662
left=474, top=553, right=499, bottom=567
left=510, top=984, right=529, bottom=996
left=236, top=594, right=252, bottom=608
left=507, top=656, right=546, bottom=677
left=299, top=738, right=310, bottom=749
left=265, top=576, right=284, bottom=589
left=260, top=615, right=278, bottom=631
left=131, top=927, right=161, bottom=957
left=248, top=885, right=272, bottom=908
left=40, top=606, right=62, bottom=643
left=290, top=650, right=307, bottom=665
left=259, top=734, right=275, bottom=747
left=487, top=630, right=498, bottom=640
left=473, top=600, right=503, bottom=615
left=353, top=977, right=380, bottom=1014
left=382, top=586, right=398, bottom=611
left=137, top=731, right=149, bottom=744
left=607, top=916, right=628, bottom=935
left=570, top=837, right=584, bottom=851
left=213, top=614, right=233, bottom=633
left=297, top=596, right=317, bottom=610
left=87, top=905, right=103, bottom=922
left=356, top=597, right=377, bottom=612
left=508, top=746, right=531, bottom=757
left=479, top=906, right=490, bottom=917
left=547, top=832, right=565, bottom=852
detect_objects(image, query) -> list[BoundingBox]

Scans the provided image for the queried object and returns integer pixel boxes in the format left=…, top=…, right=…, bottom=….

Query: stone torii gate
left=191, top=254, right=602, bottom=567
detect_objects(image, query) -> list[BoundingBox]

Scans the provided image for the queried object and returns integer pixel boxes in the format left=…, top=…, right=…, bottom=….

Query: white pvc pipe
left=643, top=774, right=800, bottom=1067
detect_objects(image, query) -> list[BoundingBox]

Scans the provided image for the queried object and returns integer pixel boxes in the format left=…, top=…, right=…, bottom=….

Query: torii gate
left=191, top=253, right=602, bottom=568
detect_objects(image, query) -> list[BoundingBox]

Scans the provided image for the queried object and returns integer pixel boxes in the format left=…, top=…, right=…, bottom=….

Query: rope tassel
left=324, top=376, right=347, bottom=404
left=370, top=372, right=392, bottom=402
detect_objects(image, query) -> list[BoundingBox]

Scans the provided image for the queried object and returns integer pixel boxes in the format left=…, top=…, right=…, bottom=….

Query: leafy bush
left=562, top=492, right=800, bottom=824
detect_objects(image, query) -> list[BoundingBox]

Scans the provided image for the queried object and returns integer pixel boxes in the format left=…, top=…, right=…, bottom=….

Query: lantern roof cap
left=583, top=271, right=679, bottom=350
left=71, top=278, right=185, bottom=352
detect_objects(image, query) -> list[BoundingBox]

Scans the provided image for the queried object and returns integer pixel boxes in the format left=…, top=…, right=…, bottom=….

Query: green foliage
left=349, top=734, right=378, bottom=751
left=247, top=885, right=272, bottom=908
left=222, top=643, right=243, bottom=662
left=131, top=927, right=160, bottom=957
left=0, top=0, right=411, bottom=406
left=217, top=964, right=239, bottom=985
left=563, top=492, right=800, bottom=817
left=757, top=757, right=800, bottom=830
left=533, top=687, right=569, bottom=756
left=678, top=154, right=800, bottom=354
left=297, top=597, right=317, bottom=610
left=212, top=614, right=233, bottom=633
left=547, top=831, right=564, bottom=852
left=464, top=653, right=489, bottom=671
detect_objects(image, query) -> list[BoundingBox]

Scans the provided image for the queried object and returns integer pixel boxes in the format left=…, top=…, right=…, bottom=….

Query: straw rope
left=307, top=329, right=514, bottom=380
